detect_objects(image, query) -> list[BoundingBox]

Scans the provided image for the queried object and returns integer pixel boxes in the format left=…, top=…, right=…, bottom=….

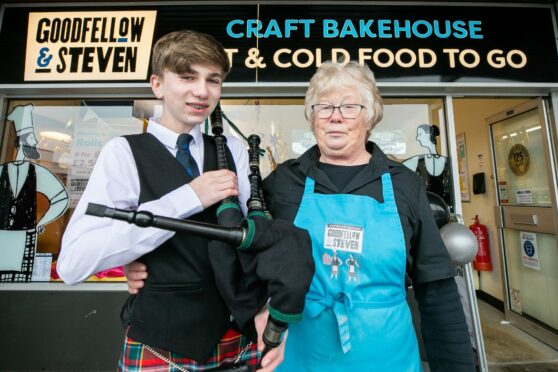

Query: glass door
left=489, top=98, right=558, bottom=349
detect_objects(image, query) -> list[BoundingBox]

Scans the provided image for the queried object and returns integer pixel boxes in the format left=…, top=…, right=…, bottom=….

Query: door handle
left=510, top=213, right=538, bottom=225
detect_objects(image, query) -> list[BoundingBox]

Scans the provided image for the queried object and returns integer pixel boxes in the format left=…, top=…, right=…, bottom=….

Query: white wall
left=452, top=98, right=529, bottom=301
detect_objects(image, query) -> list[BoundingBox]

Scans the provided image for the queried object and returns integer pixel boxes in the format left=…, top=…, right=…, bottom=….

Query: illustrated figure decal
left=330, top=250, right=342, bottom=279
left=323, top=250, right=362, bottom=283
left=403, top=124, right=453, bottom=210
left=346, top=254, right=360, bottom=283
left=0, top=104, right=69, bottom=282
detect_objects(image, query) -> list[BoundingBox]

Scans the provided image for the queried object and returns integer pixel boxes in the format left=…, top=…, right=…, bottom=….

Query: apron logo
left=322, top=251, right=360, bottom=283
left=323, top=224, right=364, bottom=284
left=324, top=223, right=364, bottom=253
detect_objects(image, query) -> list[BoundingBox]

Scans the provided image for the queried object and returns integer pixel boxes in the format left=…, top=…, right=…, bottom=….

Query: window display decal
left=31, top=252, right=52, bottom=281
left=520, top=231, right=540, bottom=270
left=508, top=143, right=530, bottom=176
left=455, top=132, right=470, bottom=202
left=516, top=189, right=533, bottom=204
left=0, top=104, right=69, bottom=282
left=403, top=124, right=453, bottom=209
left=498, top=181, right=509, bottom=204
left=509, top=288, right=522, bottom=314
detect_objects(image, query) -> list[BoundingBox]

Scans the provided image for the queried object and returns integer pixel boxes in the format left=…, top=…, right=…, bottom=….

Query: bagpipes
left=86, top=104, right=314, bottom=362
left=208, top=104, right=314, bottom=360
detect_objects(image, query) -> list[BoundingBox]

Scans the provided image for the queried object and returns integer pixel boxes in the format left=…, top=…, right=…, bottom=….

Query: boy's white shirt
left=57, top=119, right=250, bottom=284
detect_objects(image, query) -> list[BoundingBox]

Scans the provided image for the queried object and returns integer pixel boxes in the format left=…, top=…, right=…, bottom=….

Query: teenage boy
left=58, top=30, right=283, bottom=371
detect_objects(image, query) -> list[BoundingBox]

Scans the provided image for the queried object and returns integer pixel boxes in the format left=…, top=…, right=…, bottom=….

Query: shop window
left=219, top=98, right=453, bottom=210
left=373, top=98, right=447, bottom=159
left=0, top=97, right=450, bottom=283
left=373, top=98, right=453, bottom=210
left=219, top=99, right=307, bottom=177
left=1, top=100, right=143, bottom=283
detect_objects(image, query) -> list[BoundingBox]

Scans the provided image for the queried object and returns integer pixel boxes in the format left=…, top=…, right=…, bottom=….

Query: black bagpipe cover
left=207, top=204, right=268, bottom=331
left=240, top=214, right=315, bottom=322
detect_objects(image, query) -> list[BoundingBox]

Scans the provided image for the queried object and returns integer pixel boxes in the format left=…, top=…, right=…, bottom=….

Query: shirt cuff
left=164, top=184, right=204, bottom=218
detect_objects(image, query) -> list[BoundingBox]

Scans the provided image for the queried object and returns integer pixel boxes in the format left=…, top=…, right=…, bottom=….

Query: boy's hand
left=189, top=169, right=240, bottom=208
left=124, top=261, right=148, bottom=294
left=254, top=307, right=287, bottom=371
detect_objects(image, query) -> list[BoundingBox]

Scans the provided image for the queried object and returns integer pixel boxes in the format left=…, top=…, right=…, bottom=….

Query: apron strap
left=304, top=173, right=395, bottom=206
left=303, top=177, right=316, bottom=195
left=380, top=173, right=398, bottom=211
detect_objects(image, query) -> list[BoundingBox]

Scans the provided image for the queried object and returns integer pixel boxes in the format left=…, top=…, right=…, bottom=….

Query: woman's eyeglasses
left=311, top=104, right=366, bottom=119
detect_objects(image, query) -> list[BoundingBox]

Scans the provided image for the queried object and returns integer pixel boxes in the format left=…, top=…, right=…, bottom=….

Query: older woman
left=126, top=61, right=474, bottom=371
left=263, top=61, right=474, bottom=371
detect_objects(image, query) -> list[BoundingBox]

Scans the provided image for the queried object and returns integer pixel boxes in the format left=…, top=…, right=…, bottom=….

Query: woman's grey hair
left=304, top=61, right=384, bottom=137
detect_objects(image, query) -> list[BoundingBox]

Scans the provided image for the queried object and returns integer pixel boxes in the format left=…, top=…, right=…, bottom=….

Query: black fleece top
left=262, top=142, right=475, bottom=371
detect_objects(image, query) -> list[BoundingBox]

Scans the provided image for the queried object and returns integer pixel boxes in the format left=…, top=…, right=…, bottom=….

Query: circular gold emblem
left=508, top=144, right=530, bottom=176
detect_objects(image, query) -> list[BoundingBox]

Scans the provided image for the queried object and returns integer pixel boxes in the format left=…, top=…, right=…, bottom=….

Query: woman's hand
left=124, top=261, right=148, bottom=294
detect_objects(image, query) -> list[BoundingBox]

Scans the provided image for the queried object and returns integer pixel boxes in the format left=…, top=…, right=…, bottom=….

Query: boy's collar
left=147, top=118, right=203, bottom=148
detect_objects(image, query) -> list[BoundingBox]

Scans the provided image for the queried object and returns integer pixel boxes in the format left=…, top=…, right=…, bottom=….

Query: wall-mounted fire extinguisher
left=469, top=215, right=492, bottom=271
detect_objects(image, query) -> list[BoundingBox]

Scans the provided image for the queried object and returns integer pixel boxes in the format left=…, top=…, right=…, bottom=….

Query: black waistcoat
left=0, top=162, right=37, bottom=230
left=124, top=133, right=238, bottom=362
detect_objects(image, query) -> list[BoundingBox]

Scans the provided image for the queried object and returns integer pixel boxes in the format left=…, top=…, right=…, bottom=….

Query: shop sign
left=3, top=4, right=557, bottom=83
left=214, top=4, right=558, bottom=83
left=24, top=11, right=157, bottom=81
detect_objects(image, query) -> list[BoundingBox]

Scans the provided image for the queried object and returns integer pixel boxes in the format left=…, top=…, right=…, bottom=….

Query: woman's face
left=312, top=86, right=370, bottom=164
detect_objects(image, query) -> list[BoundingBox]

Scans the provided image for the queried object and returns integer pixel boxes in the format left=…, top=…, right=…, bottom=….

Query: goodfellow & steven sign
left=24, top=11, right=157, bottom=81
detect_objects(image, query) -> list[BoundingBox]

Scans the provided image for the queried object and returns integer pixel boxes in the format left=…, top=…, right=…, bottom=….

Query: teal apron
left=278, top=173, right=422, bottom=371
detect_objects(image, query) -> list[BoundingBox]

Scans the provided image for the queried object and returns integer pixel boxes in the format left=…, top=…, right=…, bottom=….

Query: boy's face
left=150, top=63, right=223, bottom=132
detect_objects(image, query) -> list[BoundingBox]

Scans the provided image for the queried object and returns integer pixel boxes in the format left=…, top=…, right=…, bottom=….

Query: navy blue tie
left=176, top=133, right=200, bottom=178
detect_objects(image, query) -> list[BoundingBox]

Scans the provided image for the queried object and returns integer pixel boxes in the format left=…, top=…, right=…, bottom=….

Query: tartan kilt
left=118, top=329, right=260, bottom=371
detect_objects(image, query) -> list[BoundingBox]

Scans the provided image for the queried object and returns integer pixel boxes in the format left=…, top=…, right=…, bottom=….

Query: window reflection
left=373, top=98, right=446, bottom=159
left=1, top=100, right=143, bottom=282
left=0, top=97, right=450, bottom=282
